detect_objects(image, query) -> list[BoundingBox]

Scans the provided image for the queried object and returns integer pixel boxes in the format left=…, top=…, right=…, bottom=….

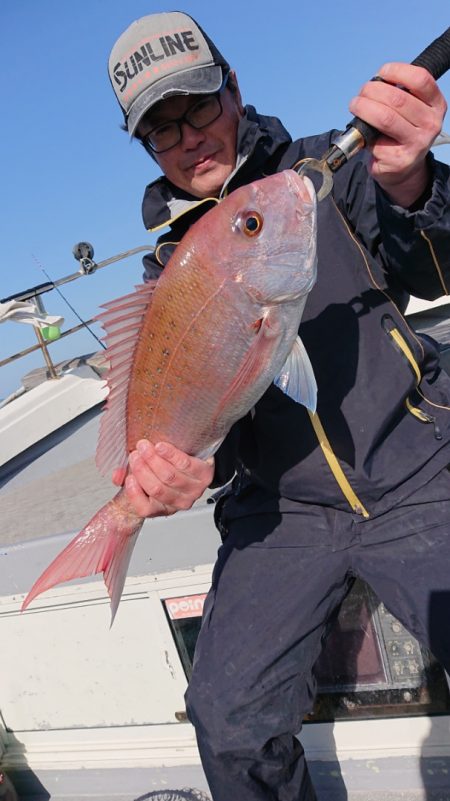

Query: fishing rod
left=298, top=26, right=450, bottom=200
left=1, top=242, right=154, bottom=305
left=1, top=242, right=155, bottom=374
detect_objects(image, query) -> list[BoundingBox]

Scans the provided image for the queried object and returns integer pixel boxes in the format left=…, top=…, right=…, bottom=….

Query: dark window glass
left=163, top=580, right=450, bottom=720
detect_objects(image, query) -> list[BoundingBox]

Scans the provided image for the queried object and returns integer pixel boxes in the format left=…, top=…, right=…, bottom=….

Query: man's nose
left=179, top=121, right=206, bottom=149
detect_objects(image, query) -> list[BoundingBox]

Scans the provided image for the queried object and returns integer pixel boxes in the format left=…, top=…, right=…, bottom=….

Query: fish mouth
left=301, top=175, right=316, bottom=203
left=286, top=170, right=316, bottom=209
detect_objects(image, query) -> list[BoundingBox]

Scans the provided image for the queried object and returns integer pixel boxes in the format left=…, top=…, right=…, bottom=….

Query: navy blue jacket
left=140, top=105, right=450, bottom=519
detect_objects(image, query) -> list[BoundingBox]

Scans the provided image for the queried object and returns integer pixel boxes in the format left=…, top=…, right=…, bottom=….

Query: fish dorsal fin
left=95, top=281, right=157, bottom=477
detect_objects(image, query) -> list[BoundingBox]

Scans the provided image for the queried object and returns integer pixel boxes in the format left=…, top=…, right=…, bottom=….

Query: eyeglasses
left=142, top=73, right=229, bottom=154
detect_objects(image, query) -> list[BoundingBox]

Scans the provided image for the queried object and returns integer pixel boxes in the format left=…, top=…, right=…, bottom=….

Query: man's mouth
left=187, top=150, right=219, bottom=170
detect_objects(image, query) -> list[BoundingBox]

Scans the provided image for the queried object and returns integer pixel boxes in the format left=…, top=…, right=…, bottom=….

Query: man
left=109, top=12, right=450, bottom=800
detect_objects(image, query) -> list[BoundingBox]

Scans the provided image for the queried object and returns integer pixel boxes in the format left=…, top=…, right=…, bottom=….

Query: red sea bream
left=22, top=170, right=318, bottom=621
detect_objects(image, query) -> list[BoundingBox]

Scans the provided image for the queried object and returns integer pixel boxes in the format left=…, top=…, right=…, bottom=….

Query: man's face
left=137, top=77, right=244, bottom=199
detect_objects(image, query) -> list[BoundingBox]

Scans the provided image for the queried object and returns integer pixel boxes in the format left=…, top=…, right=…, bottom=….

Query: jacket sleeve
left=142, top=249, right=164, bottom=282
left=142, top=232, right=180, bottom=282
left=334, top=151, right=450, bottom=301
left=375, top=155, right=450, bottom=300
left=210, top=412, right=258, bottom=489
left=210, top=422, right=242, bottom=488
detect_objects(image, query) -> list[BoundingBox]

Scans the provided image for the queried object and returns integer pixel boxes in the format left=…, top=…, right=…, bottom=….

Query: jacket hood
left=141, top=105, right=292, bottom=232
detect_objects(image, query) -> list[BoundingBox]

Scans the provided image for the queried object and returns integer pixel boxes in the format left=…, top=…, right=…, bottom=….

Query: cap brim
left=127, top=65, right=224, bottom=136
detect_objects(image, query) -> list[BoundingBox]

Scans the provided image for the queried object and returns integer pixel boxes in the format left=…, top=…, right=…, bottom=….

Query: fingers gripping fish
left=21, top=170, right=318, bottom=623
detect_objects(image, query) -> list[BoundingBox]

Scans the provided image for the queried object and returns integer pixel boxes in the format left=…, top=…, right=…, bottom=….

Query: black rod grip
left=347, top=26, right=450, bottom=147
left=412, top=26, right=450, bottom=79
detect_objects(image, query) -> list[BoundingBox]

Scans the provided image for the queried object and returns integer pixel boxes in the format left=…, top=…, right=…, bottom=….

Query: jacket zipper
left=307, top=410, right=369, bottom=518
left=405, top=398, right=442, bottom=440
left=382, top=314, right=442, bottom=440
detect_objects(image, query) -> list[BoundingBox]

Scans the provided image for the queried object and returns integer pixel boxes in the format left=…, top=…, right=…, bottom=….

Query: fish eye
left=242, top=211, right=263, bottom=237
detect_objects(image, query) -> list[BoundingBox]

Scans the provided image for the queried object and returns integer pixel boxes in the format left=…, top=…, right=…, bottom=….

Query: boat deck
left=2, top=338, right=450, bottom=801
left=6, top=757, right=450, bottom=800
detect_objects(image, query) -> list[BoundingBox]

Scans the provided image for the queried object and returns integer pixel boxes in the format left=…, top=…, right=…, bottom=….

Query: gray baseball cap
left=109, top=12, right=230, bottom=136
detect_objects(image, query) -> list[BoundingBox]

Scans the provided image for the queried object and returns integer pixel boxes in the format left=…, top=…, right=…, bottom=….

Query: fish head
left=221, top=169, right=317, bottom=305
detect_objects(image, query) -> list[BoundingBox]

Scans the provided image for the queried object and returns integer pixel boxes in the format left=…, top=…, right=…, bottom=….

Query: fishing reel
left=72, top=241, right=97, bottom=274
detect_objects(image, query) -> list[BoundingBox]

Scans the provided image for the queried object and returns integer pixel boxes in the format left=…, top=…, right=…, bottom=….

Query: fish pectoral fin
left=274, top=335, right=317, bottom=412
left=213, top=316, right=277, bottom=420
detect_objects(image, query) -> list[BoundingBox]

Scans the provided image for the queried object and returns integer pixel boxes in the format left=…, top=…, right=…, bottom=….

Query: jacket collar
left=142, top=105, right=292, bottom=233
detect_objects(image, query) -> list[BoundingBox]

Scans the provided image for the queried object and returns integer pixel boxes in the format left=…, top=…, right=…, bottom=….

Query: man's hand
left=349, top=63, right=447, bottom=207
left=112, top=440, right=215, bottom=518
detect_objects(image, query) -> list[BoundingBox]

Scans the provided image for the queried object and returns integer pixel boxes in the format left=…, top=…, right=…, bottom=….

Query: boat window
left=162, top=579, right=450, bottom=721
left=163, top=593, right=207, bottom=680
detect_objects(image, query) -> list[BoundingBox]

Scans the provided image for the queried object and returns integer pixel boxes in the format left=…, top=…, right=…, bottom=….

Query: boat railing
left=0, top=242, right=154, bottom=379
left=3, top=241, right=450, bottom=390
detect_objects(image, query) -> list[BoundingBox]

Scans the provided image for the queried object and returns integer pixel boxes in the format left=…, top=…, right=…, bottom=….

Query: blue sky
left=1, top=0, right=449, bottom=397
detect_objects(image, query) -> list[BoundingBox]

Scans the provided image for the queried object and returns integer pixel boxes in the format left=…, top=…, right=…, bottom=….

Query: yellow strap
left=388, top=328, right=421, bottom=384
left=420, top=230, right=449, bottom=296
left=308, top=410, right=369, bottom=518
left=405, top=397, right=431, bottom=422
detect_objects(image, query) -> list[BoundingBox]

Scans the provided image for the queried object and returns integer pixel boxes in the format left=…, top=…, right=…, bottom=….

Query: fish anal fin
left=196, top=437, right=225, bottom=461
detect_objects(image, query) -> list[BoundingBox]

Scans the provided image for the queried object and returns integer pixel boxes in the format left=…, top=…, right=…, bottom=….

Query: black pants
left=185, top=468, right=450, bottom=801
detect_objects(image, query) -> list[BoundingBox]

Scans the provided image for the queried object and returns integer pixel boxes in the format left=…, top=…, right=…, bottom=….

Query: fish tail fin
left=106, top=526, right=142, bottom=626
left=21, top=491, right=144, bottom=623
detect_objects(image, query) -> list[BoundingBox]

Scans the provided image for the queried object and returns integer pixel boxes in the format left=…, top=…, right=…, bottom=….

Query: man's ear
left=228, top=70, right=245, bottom=116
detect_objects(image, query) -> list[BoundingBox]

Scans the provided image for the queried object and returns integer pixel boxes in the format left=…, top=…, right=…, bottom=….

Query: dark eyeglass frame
left=141, top=71, right=230, bottom=155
